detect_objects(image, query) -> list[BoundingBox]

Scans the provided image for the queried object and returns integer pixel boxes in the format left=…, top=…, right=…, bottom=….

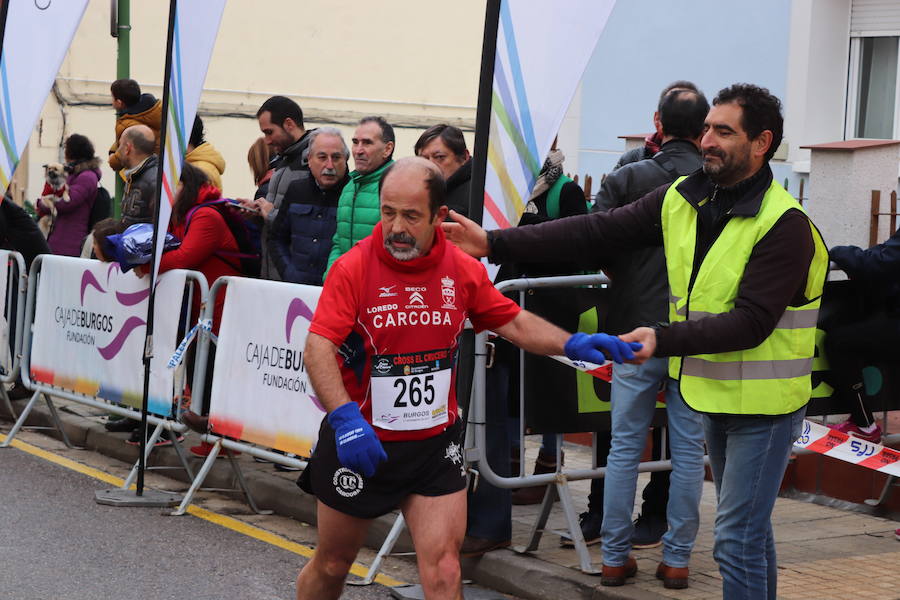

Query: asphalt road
left=0, top=446, right=395, bottom=600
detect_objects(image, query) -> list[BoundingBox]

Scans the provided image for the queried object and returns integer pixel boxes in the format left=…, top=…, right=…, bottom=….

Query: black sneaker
left=560, top=511, right=603, bottom=547
left=7, top=384, right=32, bottom=400
left=631, top=513, right=666, bottom=549
left=104, top=416, right=139, bottom=433
left=126, top=428, right=184, bottom=447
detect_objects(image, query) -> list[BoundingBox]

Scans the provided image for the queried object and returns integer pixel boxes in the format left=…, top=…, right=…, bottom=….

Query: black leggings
left=184, top=342, right=216, bottom=415
left=824, top=315, right=900, bottom=426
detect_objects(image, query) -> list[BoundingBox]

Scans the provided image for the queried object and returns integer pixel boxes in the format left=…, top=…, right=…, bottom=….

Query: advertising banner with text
left=30, top=256, right=186, bottom=416
left=209, top=278, right=324, bottom=457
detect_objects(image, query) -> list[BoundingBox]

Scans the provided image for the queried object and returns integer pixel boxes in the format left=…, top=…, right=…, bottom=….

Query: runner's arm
left=304, top=332, right=354, bottom=413
left=493, top=310, right=570, bottom=356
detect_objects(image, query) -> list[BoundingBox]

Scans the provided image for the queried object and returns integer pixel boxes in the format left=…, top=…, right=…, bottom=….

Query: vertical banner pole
left=137, top=0, right=178, bottom=497
left=113, top=0, right=131, bottom=214
left=467, top=0, right=502, bottom=227
left=0, top=1, right=10, bottom=66
left=96, top=0, right=226, bottom=507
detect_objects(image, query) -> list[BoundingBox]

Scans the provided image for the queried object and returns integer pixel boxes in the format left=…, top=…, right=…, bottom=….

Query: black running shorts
left=298, top=418, right=467, bottom=519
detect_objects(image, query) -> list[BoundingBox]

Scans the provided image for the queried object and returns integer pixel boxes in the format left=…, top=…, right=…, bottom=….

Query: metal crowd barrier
left=463, top=273, right=688, bottom=574
left=0, top=255, right=205, bottom=491
left=0, top=251, right=26, bottom=421
left=171, top=275, right=307, bottom=517
left=355, top=273, right=690, bottom=581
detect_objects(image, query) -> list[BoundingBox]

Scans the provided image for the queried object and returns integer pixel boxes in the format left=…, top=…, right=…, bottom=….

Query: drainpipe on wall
left=111, top=0, right=130, bottom=217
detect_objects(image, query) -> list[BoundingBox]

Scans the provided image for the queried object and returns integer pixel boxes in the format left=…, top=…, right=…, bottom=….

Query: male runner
left=296, top=157, right=638, bottom=600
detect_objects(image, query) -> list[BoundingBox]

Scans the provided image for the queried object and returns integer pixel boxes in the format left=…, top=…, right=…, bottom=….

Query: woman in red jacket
left=158, top=163, right=242, bottom=456
left=159, top=163, right=242, bottom=331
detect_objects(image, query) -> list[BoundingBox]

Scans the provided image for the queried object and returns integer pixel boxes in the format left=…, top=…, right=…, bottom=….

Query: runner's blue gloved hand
left=327, top=402, right=387, bottom=478
left=564, top=332, right=642, bottom=365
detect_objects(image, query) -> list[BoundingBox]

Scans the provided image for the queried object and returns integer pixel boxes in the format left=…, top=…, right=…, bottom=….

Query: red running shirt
left=310, top=222, right=520, bottom=441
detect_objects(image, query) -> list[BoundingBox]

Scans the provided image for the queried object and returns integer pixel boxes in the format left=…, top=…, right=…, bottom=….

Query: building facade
left=15, top=1, right=898, bottom=213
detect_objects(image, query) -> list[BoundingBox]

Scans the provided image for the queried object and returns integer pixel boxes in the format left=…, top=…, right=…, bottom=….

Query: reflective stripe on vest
left=681, top=357, right=813, bottom=380
left=686, top=307, right=820, bottom=329
left=661, top=176, right=828, bottom=415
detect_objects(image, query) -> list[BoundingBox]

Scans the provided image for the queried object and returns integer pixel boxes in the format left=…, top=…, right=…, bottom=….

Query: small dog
left=37, top=162, right=69, bottom=238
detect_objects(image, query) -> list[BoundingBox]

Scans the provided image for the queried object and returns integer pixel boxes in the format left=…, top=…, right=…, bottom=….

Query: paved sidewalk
left=506, top=440, right=899, bottom=600
left=2, top=396, right=898, bottom=600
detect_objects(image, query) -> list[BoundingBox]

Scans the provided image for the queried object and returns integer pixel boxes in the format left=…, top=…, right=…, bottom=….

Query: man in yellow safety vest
left=443, top=83, right=827, bottom=600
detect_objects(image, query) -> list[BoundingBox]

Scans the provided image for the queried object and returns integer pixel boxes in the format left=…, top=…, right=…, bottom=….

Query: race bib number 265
left=370, top=349, right=452, bottom=431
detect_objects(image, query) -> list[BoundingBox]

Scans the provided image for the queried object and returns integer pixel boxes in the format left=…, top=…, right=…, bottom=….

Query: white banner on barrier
left=30, top=256, right=186, bottom=416
left=209, top=278, right=324, bottom=457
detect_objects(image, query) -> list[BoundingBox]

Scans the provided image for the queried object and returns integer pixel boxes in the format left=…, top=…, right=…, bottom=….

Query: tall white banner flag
left=152, top=0, right=227, bottom=275
left=482, top=0, right=616, bottom=234
left=0, top=0, right=89, bottom=190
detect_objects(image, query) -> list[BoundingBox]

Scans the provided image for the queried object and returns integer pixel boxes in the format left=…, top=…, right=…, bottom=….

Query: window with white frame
left=848, top=36, right=899, bottom=139
left=847, top=1, right=900, bottom=139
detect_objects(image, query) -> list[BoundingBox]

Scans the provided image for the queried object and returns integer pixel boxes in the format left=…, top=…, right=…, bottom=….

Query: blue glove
left=564, top=332, right=642, bottom=365
left=327, top=402, right=387, bottom=478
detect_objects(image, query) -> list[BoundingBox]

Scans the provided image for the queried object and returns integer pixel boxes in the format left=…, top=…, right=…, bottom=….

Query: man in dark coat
left=251, top=96, right=315, bottom=280
left=269, top=128, right=349, bottom=285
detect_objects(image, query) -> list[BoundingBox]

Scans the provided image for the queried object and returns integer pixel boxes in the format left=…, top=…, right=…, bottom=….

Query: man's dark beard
left=703, top=147, right=751, bottom=186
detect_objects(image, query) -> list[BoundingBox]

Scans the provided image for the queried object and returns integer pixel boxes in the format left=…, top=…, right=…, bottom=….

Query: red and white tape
left=793, top=419, right=900, bottom=476
left=557, top=357, right=899, bottom=476
left=551, top=355, right=612, bottom=381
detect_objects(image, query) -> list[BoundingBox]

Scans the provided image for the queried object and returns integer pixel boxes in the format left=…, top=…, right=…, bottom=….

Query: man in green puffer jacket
left=324, top=116, right=395, bottom=278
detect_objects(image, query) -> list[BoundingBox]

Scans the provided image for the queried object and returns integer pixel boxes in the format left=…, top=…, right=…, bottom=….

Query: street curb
left=0, top=398, right=672, bottom=600
left=0, top=399, right=410, bottom=551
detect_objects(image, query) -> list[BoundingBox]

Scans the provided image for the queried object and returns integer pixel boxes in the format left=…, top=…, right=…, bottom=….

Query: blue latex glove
left=564, top=332, right=642, bottom=365
left=327, top=402, right=387, bottom=478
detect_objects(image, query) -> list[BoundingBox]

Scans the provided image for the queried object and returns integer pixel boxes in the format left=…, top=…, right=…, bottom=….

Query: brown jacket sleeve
left=489, top=184, right=668, bottom=270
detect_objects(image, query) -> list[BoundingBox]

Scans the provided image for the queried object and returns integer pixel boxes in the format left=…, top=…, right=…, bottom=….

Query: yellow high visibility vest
left=661, top=177, right=828, bottom=415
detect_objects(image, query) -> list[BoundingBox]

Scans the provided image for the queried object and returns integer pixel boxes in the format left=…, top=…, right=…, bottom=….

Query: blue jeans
left=601, top=358, right=705, bottom=568
left=704, top=406, right=806, bottom=600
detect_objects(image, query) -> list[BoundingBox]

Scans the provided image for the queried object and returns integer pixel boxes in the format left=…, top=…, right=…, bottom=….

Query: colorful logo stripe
left=161, top=10, right=188, bottom=208
left=485, top=2, right=542, bottom=229
left=0, top=54, right=18, bottom=189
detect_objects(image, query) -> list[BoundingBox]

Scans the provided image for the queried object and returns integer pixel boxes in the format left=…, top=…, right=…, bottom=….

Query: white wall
left=784, top=0, right=853, bottom=174
left=22, top=0, right=486, bottom=203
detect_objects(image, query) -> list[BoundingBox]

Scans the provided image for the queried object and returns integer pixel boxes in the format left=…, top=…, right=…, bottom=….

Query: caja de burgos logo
left=56, top=265, right=148, bottom=360
left=245, top=297, right=325, bottom=405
